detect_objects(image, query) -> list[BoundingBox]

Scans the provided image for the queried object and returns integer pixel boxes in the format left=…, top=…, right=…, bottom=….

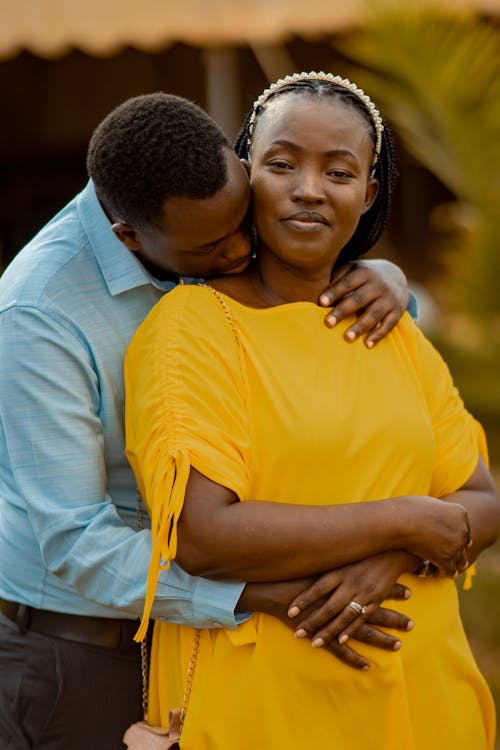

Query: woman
left=125, top=72, right=500, bottom=749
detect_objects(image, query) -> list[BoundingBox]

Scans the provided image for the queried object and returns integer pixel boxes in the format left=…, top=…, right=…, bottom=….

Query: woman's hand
left=317, top=259, right=409, bottom=348
left=402, top=496, right=471, bottom=576
left=287, top=551, right=416, bottom=649
left=239, top=571, right=413, bottom=671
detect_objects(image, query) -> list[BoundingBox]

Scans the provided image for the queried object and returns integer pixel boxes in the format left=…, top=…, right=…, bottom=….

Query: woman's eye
left=328, top=169, right=351, bottom=179
left=269, top=160, right=293, bottom=170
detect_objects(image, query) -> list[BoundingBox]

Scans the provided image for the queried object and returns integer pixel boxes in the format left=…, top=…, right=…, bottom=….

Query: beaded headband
left=247, top=71, right=384, bottom=168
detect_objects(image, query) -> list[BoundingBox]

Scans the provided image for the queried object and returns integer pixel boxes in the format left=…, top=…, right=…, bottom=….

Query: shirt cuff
left=191, top=577, right=246, bottom=629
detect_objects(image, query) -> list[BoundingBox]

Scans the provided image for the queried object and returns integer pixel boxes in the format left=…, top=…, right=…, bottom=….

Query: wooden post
left=204, top=47, right=240, bottom=140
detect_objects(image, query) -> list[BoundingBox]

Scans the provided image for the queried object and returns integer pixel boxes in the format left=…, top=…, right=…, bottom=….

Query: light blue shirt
left=0, top=180, right=245, bottom=628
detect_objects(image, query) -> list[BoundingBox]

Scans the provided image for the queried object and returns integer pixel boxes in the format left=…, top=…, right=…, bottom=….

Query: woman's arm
left=275, top=458, right=500, bottom=647
left=175, top=467, right=472, bottom=582
left=443, top=456, right=500, bottom=564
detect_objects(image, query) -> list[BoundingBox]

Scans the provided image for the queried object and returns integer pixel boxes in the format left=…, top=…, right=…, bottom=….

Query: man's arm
left=0, top=306, right=244, bottom=629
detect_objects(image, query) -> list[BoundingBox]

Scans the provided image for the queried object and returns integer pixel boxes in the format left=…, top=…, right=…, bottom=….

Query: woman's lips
left=282, top=211, right=330, bottom=231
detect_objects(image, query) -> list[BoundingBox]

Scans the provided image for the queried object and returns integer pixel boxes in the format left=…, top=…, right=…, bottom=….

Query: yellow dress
left=125, top=284, right=495, bottom=750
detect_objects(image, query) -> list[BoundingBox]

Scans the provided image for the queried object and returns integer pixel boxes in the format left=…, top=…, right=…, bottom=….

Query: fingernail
left=365, top=340, right=374, bottom=349
left=404, top=589, right=411, bottom=599
left=406, top=620, right=414, bottom=631
left=361, top=665, right=370, bottom=672
left=326, top=315, right=337, bottom=327
left=393, top=640, right=402, bottom=651
left=312, top=637, right=324, bottom=648
left=288, top=606, right=300, bottom=617
left=345, top=330, right=356, bottom=341
left=319, top=294, right=330, bottom=306
left=338, top=634, right=349, bottom=644
left=295, top=628, right=307, bottom=639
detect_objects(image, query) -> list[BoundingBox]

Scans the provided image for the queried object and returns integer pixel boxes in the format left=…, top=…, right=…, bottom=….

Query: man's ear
left=240, top=158, right=251, bottom=177
left=111, top=222, right=142, bottom=252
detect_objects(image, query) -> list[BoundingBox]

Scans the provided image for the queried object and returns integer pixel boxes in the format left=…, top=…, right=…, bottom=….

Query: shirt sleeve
left=125, top=286, right=251, bottom=638
left=407, top=290, right=419, bottom=321
left=406, top=321, right=484, bottom=498
left=0, top=304, right=244, bottom=629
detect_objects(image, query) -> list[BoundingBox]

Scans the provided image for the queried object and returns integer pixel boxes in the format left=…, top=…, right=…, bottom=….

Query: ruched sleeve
left=404, top=322, right=485, bottom=498
left=124, top=285, right=250, bottom=639
left=399, top=319, right=488, bottom=590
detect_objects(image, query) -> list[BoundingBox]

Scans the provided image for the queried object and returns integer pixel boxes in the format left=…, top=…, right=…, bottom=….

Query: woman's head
left=235, top=72, right=398, bottom=265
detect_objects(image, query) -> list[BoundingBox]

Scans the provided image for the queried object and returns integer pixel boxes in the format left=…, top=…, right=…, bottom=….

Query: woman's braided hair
left=234, top=72, right=398, bottom=264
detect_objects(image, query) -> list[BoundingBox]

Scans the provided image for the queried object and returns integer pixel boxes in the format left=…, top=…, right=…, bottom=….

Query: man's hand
left=318, top=259, right=409, bottom=348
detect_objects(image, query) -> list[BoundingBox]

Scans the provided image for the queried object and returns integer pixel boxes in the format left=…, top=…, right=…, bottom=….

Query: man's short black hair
left=87, top=93, right=230, bottom=229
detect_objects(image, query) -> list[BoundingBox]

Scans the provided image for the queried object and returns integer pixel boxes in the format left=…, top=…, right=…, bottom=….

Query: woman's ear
left=361, top=178, right=380, bottom=215
left=111, top=222, right=142, bottom=251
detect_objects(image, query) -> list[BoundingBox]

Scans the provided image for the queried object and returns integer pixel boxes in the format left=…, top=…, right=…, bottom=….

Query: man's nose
left=221, top=230, right=251, bottom=260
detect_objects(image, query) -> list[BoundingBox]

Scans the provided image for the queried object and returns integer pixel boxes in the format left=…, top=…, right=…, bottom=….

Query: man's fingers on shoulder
left=363, top=312, right=401, bottom=347
left=328, top=262, right=355, bottom=285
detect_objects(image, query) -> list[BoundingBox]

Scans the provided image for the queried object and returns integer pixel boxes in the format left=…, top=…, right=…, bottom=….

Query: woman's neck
left=249, top=255, right=333, bottom=307
left=205, top=254, right=336, bottom=309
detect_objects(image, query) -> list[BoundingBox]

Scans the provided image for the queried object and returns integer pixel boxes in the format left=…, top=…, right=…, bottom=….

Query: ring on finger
left=347, top=600, right=367, bottom=616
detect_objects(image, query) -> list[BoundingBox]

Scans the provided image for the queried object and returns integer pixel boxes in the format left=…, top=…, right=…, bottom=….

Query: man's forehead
left=162, top=165, right=250, bottom=236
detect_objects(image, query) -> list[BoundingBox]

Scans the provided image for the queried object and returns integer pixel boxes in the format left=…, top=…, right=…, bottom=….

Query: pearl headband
left=247, top=71, right=384, bottom=168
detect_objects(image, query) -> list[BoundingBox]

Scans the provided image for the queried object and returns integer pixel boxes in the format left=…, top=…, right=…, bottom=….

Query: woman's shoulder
left=395, top=311, right=454, bottom=385
left=138, top=282, right=243, bottom=351
left=151, top=282, right=226, bottom=321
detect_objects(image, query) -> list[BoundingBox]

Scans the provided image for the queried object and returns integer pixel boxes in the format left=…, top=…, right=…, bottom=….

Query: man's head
left=87, top=93, right=251, bottom=279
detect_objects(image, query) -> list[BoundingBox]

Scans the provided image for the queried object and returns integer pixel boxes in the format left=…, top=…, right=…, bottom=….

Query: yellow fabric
left=125, top=285, right=495, bottom=750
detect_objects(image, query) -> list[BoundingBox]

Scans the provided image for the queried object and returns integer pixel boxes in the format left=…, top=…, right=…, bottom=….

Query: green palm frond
left=339, top=2, right=500, bottom=311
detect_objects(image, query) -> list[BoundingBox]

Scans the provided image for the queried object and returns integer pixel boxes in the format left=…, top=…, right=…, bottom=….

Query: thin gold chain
left=136, top=492, right=150, bottom=719
left=198, top=283, right=240, bottom=340
left=136, top=491, right=200, bottom=727
left=180, top=627, right=201, bottom=725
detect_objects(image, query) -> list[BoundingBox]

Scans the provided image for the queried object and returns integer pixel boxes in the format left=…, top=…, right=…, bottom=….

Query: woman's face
left=249, top=94, right=379, bottom=274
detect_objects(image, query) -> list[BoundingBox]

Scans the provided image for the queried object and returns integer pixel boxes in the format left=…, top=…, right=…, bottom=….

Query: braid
left=234, top=110, right=253, bottom=161
left=234, top=74, right=398, bottom=260
left=337, top=123, right=398, bottom=265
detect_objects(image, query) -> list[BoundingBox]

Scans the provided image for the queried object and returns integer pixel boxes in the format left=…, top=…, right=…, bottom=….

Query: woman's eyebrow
left=267, top=139, right=357, bottom=160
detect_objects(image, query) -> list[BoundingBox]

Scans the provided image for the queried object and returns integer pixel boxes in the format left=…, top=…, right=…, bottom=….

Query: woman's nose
left=292, top=170, right=326, bottom=202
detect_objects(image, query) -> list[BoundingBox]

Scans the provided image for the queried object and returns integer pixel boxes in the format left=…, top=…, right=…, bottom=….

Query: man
left=0, top=93, right=411, bottom=749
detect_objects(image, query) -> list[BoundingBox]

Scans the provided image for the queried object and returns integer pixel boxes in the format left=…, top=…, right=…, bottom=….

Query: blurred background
left=1, top=0, right=499, bottom=737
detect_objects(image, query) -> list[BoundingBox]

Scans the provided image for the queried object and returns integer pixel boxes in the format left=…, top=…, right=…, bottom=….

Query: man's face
left=115, top=147, right=252, bottom=280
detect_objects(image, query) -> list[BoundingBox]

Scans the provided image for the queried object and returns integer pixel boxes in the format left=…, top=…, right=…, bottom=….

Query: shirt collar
left=76, top=180, right=176, bottom=296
